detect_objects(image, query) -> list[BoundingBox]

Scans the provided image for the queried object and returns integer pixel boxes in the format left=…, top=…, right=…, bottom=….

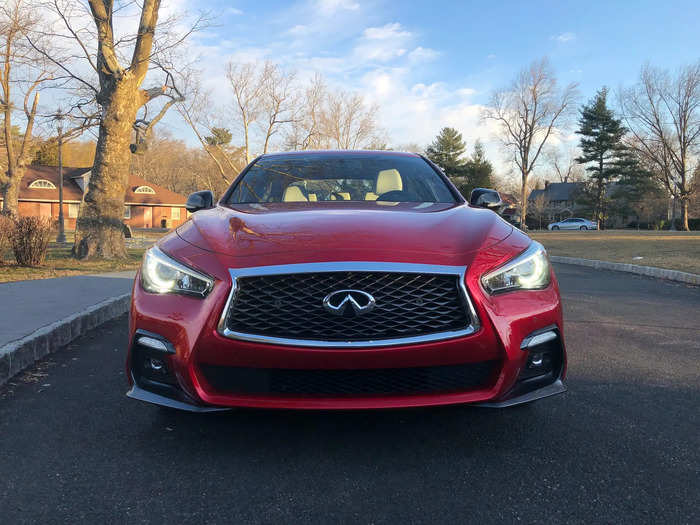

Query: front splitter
left=127, top=380, right=566, bottom=412
left=127, top=384, right=231, bottom=413
left=472, top=379, right=567, bottom=408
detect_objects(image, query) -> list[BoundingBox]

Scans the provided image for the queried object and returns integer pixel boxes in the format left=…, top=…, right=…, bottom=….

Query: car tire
left=580, top=226, right=587, bottom=230
left=552, top=226, right=559, bottom=230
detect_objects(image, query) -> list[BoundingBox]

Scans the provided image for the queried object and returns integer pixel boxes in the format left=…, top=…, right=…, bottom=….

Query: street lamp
left=56, top=109, right=66, bottom=243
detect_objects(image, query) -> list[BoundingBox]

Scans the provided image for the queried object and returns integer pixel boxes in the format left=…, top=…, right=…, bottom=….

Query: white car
left=547, top=218, right=597, bottom=230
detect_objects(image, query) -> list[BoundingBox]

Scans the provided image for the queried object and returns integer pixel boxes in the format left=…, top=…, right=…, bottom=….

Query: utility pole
left=56, top=109, right=66, bottom=243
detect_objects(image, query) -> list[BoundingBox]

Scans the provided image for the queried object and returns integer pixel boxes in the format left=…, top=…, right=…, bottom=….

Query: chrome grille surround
left=217, top=262, right=481, bottom=348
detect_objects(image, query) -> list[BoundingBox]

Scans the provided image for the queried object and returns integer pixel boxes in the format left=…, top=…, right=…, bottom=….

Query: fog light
left=528, top=353, right=544, bottom=367
left=148, top=358, right=165, bottom=372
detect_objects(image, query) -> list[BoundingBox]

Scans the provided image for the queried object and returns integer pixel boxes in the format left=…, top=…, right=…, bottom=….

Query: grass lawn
left=0, top=244, right=147, bottom=283
left=0, top=229, right=166, bottom=283
left=530, top=230, right=700, bottom=275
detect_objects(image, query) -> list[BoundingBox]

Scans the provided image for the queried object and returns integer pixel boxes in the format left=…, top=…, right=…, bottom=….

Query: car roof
left=259, top=150, right=422, bottom=160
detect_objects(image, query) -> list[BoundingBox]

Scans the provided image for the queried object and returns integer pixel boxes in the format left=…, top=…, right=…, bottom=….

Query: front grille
left=200, top=361, right=498, bottom=396
left=224, top=271, right=471, bottom=342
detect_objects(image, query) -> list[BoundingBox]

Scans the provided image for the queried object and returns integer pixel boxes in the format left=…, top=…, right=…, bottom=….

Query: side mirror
left=185, top=190, right=215, bottom=213
left=469, top=188, right=504, bottom=212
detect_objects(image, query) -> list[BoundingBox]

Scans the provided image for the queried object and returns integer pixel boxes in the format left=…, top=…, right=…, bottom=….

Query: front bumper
left=128, top=232, right=567, bottom=411
left=127, top=279, right=567, bottom=411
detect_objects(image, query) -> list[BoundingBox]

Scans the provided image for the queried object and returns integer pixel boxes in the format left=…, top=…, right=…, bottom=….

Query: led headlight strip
left=481, top=241, right=551, bottom=295
left=141, top=246, right=214, bottom=297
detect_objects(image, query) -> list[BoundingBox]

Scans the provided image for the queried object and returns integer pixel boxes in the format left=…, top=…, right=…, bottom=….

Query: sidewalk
left=0, top=271, right=135, bottom=385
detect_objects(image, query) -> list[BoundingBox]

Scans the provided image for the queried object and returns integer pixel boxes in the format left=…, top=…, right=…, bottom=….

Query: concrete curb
left=550, top=256, right=700, bottom=285
left=0, top=293, right=130, bottom=387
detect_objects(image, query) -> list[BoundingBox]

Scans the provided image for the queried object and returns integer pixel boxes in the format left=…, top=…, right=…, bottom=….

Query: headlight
left=140, top=246, right=214, bottom=297
left=481, top=242, right=551, bottom=294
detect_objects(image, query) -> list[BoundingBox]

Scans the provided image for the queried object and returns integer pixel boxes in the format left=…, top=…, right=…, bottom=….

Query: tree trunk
left=263, top=131, right=271, bottom=154
left=596, top=155, right=604, bottom=230
left=2, top=104, right=18, bottom=215
left=244, top=120, right=250, bottom=164
left=680, top=197, right=689, bottom=231
left=2, top=131, right=33, bottom=217
left=1, top=173, right=21, bottom=215
left=519, top=170, right=528, bottom=230
left=73, top=83, right=140, bottom=259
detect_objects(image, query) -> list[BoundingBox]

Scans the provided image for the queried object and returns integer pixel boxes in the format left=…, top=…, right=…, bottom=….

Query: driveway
left=0, top=264, right=698, bottom=524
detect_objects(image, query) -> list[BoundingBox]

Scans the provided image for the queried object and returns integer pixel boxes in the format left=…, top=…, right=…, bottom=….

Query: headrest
left=283, top=186, right=307, bottom=202
left=376, top=169, right=403, bottom=195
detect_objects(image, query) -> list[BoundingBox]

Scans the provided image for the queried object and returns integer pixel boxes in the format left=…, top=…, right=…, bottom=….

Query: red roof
left=16, top=165, right=89, bottom=202
left=124, top=174, right=187, bottom=206
left=14, top=166, right=186, bottom=206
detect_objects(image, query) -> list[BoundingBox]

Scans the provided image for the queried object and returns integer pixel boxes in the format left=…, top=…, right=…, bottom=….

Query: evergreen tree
left=609, top=158, right=661, bottom=227
left=32, top=141, right=59, bottom=166
left=425, top=127, right=466, bottom=178
left=461, top=140, right=495, bottom=194
left=576, top=87, right=630, bottom=228
left=205, top=127, right=233, bottom=147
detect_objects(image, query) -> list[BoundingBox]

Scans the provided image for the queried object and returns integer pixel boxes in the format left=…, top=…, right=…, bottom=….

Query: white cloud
left=408, top=46, right=439, bottom=63
left=551, top=32, right=576, bottom=43
left=153, top=1, right=515, bottom=173
left=317, top=0, right=360, bottom=13
left=362, top=22, right=410, bottom=40
left=359, top=67, right=504, bottom=165
left=225, top=7, right=244, bottom=15
left=354, top=23, right=412, bottom=62
left=457, top=88, right=476, bottom=97
left=287, top=24, right=311, bottom=36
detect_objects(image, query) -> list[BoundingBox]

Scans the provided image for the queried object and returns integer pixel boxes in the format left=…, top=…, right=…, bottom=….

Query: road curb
left=0, top=293, right=130, bottom=387
left=550, top=256, right=700, bottom=285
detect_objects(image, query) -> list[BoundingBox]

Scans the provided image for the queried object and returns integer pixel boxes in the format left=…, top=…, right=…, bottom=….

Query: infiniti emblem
left=322, top=289, right=376, bottom=317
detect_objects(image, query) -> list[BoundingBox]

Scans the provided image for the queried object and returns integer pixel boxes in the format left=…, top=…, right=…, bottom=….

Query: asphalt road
left=1, top=264, right=698, bottom=524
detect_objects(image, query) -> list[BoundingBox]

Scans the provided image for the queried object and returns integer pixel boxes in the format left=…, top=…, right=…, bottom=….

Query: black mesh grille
left=200, top=361, right=498, bottom=396
left=225, top=271, right=470, bottom=342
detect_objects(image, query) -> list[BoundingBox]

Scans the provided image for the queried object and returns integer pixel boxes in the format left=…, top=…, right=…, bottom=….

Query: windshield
left=226, top=153, right=457, bottom=204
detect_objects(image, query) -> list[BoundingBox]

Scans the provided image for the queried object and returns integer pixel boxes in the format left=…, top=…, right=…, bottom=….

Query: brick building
left=1, top=166, right=188, bottom=230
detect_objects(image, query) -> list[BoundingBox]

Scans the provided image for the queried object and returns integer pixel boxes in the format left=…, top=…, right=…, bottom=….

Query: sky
left=55, top=0, right=700, bottom=175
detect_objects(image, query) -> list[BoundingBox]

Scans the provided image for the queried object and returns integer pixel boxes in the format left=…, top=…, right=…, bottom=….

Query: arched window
left=134, top=185, right=156, bottom=194
left=29, top=179, right=56, bottom=189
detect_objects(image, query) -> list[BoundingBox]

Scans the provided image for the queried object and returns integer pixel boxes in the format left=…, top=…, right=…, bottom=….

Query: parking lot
left=1, top=264, right=698, bottom=524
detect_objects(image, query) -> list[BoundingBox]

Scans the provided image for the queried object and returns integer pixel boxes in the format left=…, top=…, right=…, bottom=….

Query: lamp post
left=56, top=109, right=66, bottom=243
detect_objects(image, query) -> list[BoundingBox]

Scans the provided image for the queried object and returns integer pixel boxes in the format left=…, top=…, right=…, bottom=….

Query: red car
left=127, top=151, right=566, bottom=411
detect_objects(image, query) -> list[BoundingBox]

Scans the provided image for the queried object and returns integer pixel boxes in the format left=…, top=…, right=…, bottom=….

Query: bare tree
left=285, top=74, right=383, bottom=151
left=0, top=0, right=51, bottom=215
left=29, top=0, right=204, bottom=258
left=226, top=62, right=265, bottom=164
left=482, top=58, right=578, bottom=229
left=545, top=145, right=584, bottom=183
left=531, top=192, right=550, bottom=230
left=395, top=142, right=425, bottom=154
left=130, top=130, right=231, bottom=197
left=259, top=63, right=297, bottom=154
left=620, top=63, right=700, bottom=231
left=324, top=90, right=379, bottom=149
left=285, top=73, right=328, bottom=150
left=177, top=78, right=243, bottom=185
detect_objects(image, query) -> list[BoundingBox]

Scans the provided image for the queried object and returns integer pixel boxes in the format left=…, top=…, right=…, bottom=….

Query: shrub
left=660, top=218, right=700, bottom=231
left=11, top=216, right=54, bottom=267
left=0, top=213, right=13, bottom=264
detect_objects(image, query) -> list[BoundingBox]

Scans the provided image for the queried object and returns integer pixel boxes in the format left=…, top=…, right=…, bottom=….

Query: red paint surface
left=128, top=176, right=565, bottom=409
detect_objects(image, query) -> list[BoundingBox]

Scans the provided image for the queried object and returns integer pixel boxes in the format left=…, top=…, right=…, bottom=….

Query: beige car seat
left=283, top=186, right=308, bottom=202
left=366, top=169, right=403, bottom=200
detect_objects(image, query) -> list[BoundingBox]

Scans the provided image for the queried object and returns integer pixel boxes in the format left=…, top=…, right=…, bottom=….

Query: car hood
left=176, top=201, right=514, bottom=262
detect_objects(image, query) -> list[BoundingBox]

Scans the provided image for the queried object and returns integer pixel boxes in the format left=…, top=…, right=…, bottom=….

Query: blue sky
left=163, top=0, right=700, bottom=171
